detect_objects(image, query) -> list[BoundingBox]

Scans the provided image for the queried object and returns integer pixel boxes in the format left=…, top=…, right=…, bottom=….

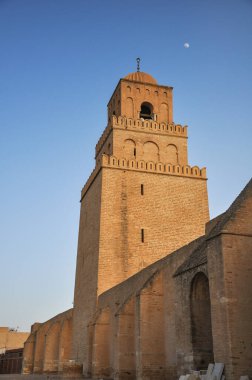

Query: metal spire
left=136, top=57, right=140, bottom=72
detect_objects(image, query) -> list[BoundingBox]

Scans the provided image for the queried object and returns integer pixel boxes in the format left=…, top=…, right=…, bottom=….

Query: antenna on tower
left=136, top=57, right=140, bottom=72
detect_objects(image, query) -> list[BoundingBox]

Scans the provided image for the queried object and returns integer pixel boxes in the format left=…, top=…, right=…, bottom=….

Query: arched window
left=166, top=144, right=178, bottom=164
left=160, top=103, right=169, bottom=122
left=143, top=141, right=159, bottom=162
left=126, top=97, right=134, bottom=118
left=123, top=139, right=136, bottom=159
left=140, top=102, right=153, bottom=120
left=190, top=272, right=214, bottom=370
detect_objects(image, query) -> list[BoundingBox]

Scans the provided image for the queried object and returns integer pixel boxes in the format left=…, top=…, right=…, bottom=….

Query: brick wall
left=108, top=78, right=173, bottom=123
left=72, top=171, right=102, bottom=365
left=98, top=167, right=209, bottom=294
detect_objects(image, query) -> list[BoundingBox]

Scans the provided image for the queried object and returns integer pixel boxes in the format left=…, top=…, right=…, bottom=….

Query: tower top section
left=107, top=71, right=173, bottom=124
left=124, top=71, right=157, bottom=85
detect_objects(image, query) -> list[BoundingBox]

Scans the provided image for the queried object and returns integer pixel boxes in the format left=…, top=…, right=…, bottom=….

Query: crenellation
left=21, top=69, right=252, bottom=380
left=95, top=124, right=111, bottom=157
left=80, top=162, right=102, bottom=200
left=81, top=154, right=207, bottom=200
left=95, top=116, right=188, bottom=158
left=101, top=154, right=204, bottom=177
left=114, top=116, right=187, bottom=136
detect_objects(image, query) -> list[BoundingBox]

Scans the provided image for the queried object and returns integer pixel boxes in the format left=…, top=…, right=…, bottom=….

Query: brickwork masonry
left=95, top=116, right=187, bottom=158
left=81, top=153, right=206, bottom=200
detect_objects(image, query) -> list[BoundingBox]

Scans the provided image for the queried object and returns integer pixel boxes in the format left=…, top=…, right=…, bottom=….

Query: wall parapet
left=81, top=154, right=207, bottom=200
left=95, top=116, right=188, bottom=157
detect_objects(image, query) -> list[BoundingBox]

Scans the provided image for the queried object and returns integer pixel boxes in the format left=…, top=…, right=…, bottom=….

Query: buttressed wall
left=22, top=179, right=252, bottom=380
left=22, top=309, right=74, bottom=375
left=89, top=179, right=252, bottom=380
left=21, top=70, right=251, bottom=380
left=72, top=71, right=209, bottom=370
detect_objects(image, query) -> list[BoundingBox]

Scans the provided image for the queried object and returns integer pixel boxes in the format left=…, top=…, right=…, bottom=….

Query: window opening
left=140, top=102, right=153, bottom=120
left=141, top=184, right=144, bottom=195
left=134, top=148, right=136, bottom=157
left=141, top=229, right=144, bottom=243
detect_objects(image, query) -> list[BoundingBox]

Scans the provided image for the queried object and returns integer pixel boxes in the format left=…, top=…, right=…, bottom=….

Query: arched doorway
left=190, top=272, right=214, bottom=369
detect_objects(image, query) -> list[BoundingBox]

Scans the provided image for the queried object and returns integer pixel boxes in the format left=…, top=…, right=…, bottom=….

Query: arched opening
left=143, top=141, right=159, bottom=162
left=123, top=139, right=136, bottom=159
left=140, top=102, right=153, bottom=120
left=160, top=103, right=169, bottom=123
left=190, top=272, right=214, bottom=370
left=126, top=97, right=134, bottom=118
left=166, top=144, right=178, bottom=164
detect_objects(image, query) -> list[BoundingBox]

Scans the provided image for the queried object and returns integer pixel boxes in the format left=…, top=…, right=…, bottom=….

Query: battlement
left=81, top=154, right=206, bottom=199
left=95, top=124, right=111, bottom=158
left=95, top=116, right=188, bottom=157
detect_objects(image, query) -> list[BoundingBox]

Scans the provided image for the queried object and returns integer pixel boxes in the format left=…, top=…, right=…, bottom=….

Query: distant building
left=0, top=327, right=29, bottom=354
left=0, top=348, right=24, bottom=374
left=22, top=71, right=252, bottom=380
left=0, top=327, right=29, bottom=374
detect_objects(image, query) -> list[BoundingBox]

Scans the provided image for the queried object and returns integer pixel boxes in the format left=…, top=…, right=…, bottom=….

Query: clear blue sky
left=0, top=0, right=251, bottom=331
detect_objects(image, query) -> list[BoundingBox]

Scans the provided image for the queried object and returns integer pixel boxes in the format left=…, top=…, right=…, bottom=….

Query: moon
left=184, top=42, right=190, bottom=48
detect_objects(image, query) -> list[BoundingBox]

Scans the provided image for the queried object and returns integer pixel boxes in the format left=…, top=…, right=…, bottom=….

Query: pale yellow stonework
left=72, top=71, right=209, bottom=368
left=22, top=71, right=252, bottom=380
left=0, top=327, right=29, bottom=353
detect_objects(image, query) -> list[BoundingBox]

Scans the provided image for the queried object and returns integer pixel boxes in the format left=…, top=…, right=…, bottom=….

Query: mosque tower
left=72, top=64, right=209, bottom=369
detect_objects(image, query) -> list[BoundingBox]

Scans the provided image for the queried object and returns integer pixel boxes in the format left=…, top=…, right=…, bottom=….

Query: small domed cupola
left=124, top=71, right=157, bottom=85
left=107, top=60, right=173, bottom=124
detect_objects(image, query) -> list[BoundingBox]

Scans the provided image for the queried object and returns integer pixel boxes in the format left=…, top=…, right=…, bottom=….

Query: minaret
left=72, top=69, right=209, bottom=372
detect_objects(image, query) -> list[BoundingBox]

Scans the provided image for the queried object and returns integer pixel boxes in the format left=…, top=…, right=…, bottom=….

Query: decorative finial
left=136, top=57, right=140, bottom=72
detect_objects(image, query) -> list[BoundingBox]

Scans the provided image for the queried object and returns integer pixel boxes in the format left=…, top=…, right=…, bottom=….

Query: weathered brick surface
left=72, top=72, right=209, bottom=373
left=221, top=235, right=252, bottom=380
left=92, top=308, right=112, bottom=378
left=91, top=179, right=252, bottom=380
left=208, top=234, right=252, bottom=380
left=94, top=237, right=205, bottom=380
left=43, top=322, right=60, bottom=372
left=99, top=168, right=208, bottom=294
left=72, top=172, right=102, bottom=366
left=22, top=310, right=74, bottom=375
left=21, top=70, right=252, bottom=380
left=73, top=166, right=208, bottom=372
left=114, top=298, right=136, bottom=380
left=136, top=273, right=165, bottom=380
left=96, top=116, right=188, bottom=166
left=107, top=76, right=173, bottom=124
